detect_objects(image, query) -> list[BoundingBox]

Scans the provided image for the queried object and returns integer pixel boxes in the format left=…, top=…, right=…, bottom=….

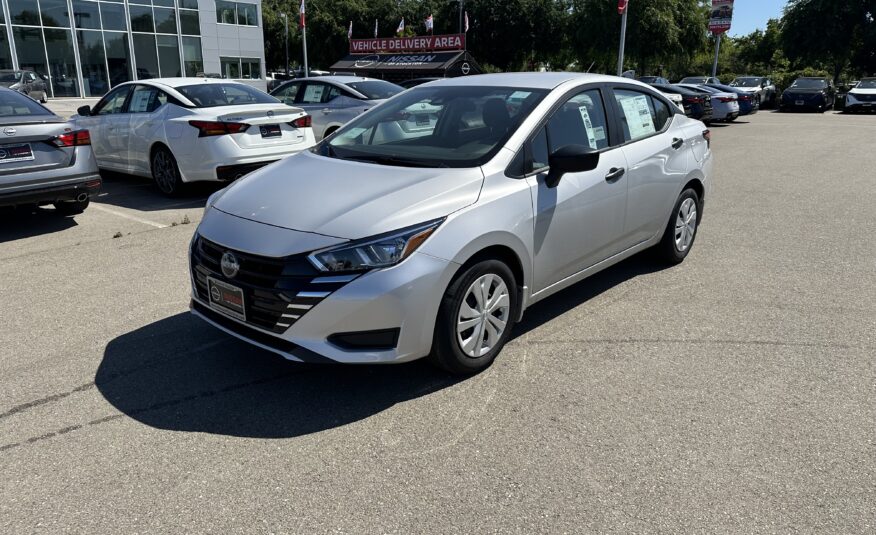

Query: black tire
left=53, top=198, right=89, bottom=215
left=428, top=260, right=519, bottom=375
left=323, top=126, right=339, bottom=139
left=655, top=188, right=701, bottom=265
left=39, top=93, right=48, bottom=104
left=151, top=145, right=183, bottom=196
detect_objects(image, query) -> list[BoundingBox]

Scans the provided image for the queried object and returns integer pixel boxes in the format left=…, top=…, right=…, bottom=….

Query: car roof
left=296, top=75, right=384, bottom=84
left=425, top=72, right=637, bottom=90
left=127, top=77, right=251, bottom=90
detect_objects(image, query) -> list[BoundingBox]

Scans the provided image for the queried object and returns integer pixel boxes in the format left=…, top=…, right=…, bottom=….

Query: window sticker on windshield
left=577, top=106, right=598, bottom=149
left=129, top=91, right=152, bottom=113
left=509, top=91, right=532, bottom=101
left=620, top=95, right=655, bottom=139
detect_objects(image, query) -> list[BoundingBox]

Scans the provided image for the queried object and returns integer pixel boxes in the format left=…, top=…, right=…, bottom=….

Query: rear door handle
left=321, top=108, right=331, bottom=114
left=605, top=167, right=625, bottom=182
left=672, top=138, right=684, bottom=150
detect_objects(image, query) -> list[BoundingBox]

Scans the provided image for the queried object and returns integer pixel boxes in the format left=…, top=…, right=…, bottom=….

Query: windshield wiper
left=345, top=154, right=448, bottom=168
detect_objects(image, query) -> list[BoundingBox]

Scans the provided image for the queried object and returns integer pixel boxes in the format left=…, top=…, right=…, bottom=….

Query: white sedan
left=72, top=78, right=316, bottom=195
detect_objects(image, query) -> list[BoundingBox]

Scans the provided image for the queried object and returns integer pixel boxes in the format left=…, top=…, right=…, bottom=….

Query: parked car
left=270, top=76, right=405, bottom=141
left=398, top=78, right=441, bottom=89
left=189, top=73, right=712, bottom=374
left=0, top=69, right=49, bottom=103
left=71, top=78, right=315, bottom=196
left=659, top=91, right=685, bottom=112
left=637, top=76, right=670, bottom=85
left=780, top=77, right=836, bottom=112
left=652, top=84, right=713, bottom=122
left=679, top=76, right=721, bottom=85
left=677, top=84, right=739, bottom=122
left=0, top=87, right=100, bottom=214
left=704, top=83, right=759, bottom=116
left=729, top=76, right=777, bottom=108
left=843, top=77, right=876, bottom=112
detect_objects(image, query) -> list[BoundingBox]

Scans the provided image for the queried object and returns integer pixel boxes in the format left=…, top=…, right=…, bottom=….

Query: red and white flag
left=347, top=21, right=352, bottom=39
left=425, top=14, right=433, bottom=32
left=464, top=11, right=469, bottom=32
left=299, top=0, right=306, bottom=28
left=618, top=0, right=629, bottom=15
left=396, top=18, right=405, bottom=34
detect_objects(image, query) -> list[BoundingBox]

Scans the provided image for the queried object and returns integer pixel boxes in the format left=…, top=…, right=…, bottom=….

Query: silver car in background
left=678, top=83, right=740, bottom=121
left=190, top=73, right=712, bottom=374
left=0, top=87, right=100, bottom=214
left=269, top=76, right=404, bottom=140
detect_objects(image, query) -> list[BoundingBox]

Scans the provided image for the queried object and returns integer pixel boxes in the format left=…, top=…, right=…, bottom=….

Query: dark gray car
left=0, top=88, right=100, bottom=214
left=0, top=70, right=49, bottom=104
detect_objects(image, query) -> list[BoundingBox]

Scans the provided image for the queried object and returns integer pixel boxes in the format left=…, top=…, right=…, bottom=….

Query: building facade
left=0, top=0, right=266, bottom=98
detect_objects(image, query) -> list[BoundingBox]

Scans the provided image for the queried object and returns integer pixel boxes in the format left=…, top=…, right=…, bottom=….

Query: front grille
left=190, top=236, right=357, bottom=333
left=852, top=93, right=876, bottom=102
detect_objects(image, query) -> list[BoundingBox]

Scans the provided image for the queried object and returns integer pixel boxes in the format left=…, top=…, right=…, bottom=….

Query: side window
left=274, top=82, right=301, bottom=104
left=93, top=86, right=131, bottom=115
left=614, top=89, right=663, bottom=142
left=546, top=89, right=610, bottom=152
left=127, top=86, right=168, bottom=113
left=300, top=83, right=327, bottom=104
left=651, top=96, right=672, bottom=131
left=530, top=127, right=549, bottom=172
left=322, top=85, right=342, bottom=103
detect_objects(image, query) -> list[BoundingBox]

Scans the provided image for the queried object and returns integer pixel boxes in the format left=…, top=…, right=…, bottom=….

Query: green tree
left=782, top=0, right=868, bottom=82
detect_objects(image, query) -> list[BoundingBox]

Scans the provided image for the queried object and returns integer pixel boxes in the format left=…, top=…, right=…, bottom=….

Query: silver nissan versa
left=190, top=73, right=713, bottom=374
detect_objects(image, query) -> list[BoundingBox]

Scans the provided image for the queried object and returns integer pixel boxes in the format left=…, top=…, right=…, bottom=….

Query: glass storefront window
left=216, top=1, right=236, bottom=24
left=241, top=58, right=260, bottom=79
left=220, top=57, right=240, bottom=79
left=44, top=29, right=80, bottom=97
left=154, top=8, right=177, bottom=34
left=182, top=36, right=203, bottom=77
left=238, top=4, right=257, bottom=26
left=157, top=35, right=181, bottom=77
left=133, top=34, right=159, bottom=79
left=0, top=33, right=12, bottom=70
left=104, top=31, right=132, bottom=86
left=12, top=28, right=49, bottom=90
left=39, top=0, right=71, bottom=27
left=99, top=2, right=128, bottom=31
left=180, top=0, right=199, bottom=8
left=8, top=0, right=41, bottom=25
left=153, top=0, right=176, bottom=7
left=180, top=10, right=200, bottom=35
left=77, top=30, right=109, bottom=97
left=129, top=5, right=154, bottom=33
left=72, top=1, right=101, bottom=30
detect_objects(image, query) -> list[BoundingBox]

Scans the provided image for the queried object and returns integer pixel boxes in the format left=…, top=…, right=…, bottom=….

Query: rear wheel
left=151, top=146, right=183, bottom=196
left=39, top=92, right=48, bottom=104
left=655, top=188, right=701, bottom=264
left=53, top=198, right=89, bottom=215
left=429, top=260, right=518, bottom=375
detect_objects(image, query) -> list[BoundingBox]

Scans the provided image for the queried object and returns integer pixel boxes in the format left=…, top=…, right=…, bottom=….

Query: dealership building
left=0, top=0, right=266, bottom=98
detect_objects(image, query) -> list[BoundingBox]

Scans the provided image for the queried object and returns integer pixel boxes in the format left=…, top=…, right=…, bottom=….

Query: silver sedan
left=269, top=76, right=404, bottom=140
left=190, top=73, right=713, bottom=374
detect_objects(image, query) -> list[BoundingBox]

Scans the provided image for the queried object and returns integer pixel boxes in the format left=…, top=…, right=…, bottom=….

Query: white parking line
left=90, top=203, right=169, bottom=229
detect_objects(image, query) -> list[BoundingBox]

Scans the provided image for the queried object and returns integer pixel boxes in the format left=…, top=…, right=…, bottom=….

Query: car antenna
left=586, top=61, right=595, bottom=73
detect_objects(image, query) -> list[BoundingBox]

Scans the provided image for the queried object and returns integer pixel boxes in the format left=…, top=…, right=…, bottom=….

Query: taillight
left=702, top=129, right=711, bottom=148
left=685, top=97, right=703, bottom=104
left=52, top=129, right=91, bottom=147
left=719, top=97, right=736, bottom=103
left=739, top=95, right=751, bottom=101
left=289, top=115, right=312, bottom=128
left=188, top=120, right=250, bottom=137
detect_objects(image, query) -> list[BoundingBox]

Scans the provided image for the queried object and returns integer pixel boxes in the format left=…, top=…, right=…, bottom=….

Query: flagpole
left=711, top=33, right=722, bottom=79
left=459, top=0, right=464, bottom=34
left=301, top=1, right=309, bottom=77
left=616, top=3, right=628, bottom=76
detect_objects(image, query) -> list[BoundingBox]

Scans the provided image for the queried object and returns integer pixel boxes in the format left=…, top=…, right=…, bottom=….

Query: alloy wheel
left=153, top=150, right=178, bottom=194
left=456, top=274, right=511, bottom=358
left=674, top=198, right=698, bottom=252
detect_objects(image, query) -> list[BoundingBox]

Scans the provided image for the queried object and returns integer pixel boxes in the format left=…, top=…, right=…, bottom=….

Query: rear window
left=0, top=72, right=22, bottom=83
left=346, top=80, right=404, bottom=100
left=176, top=83, right=278, bottom=107
left=790, top=79, right=828, bottom=89
left=0, top=89, right=52, bottom=117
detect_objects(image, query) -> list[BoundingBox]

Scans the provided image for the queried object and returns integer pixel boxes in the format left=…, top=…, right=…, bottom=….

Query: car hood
left=734, top=86, right=761, bottom=93
left=212, top=150, right=484, bottom=240
left=0, top=81, right=19, bottom=89
left=849, top=88, right=876, bottom=95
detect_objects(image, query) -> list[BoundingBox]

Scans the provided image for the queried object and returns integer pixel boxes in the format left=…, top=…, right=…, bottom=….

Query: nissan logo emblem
left=210, top=285, right=222, bottom=302
left=267, top=110, right=274, bottom=117
left=461, top=62, right=471, bottom=75
left=0, top=149, right=6, bottom=159
left=3, top=127, right=16, bottom=136
left=220, top=251, right=240, bottom=278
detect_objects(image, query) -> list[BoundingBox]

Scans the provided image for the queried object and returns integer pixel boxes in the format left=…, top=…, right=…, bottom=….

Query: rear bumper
left=0, top=173, right=101, bottom=207
left=215, top=160, right=279, bottom=181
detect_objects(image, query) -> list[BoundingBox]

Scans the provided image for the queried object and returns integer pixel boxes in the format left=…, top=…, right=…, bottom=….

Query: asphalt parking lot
left=2, top=109, right=875, bottom=532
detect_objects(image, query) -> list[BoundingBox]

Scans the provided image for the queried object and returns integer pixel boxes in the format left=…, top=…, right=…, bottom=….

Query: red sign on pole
left=349, top=34, right=466, bottom=54
left=708, top=0, right=734, bottom=34
left=618, top=0, right=628, bottom=15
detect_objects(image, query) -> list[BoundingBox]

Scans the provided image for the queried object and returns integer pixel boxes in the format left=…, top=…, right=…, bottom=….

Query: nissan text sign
left=708, top=0, right=734, bottom=34
left=350, top=33, right=465, bottom=53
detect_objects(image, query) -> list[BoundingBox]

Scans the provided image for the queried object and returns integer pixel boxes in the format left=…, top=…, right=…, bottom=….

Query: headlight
left=308, top=219, right=444, bottom=272
left=846, top=93, right=857, bottom=103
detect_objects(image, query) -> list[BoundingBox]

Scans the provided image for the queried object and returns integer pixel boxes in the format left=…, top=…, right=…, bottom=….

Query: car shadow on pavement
left=95, top=170, right=222, bottom=212
left=0, top=207, right=78, bottom=242
left=96, top=252, right=665, bottom=439
left=96, top=312, right=463, bottom=439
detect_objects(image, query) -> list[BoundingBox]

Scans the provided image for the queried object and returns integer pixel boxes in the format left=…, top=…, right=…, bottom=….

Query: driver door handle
left=672, top=137, right=684, bottom=150
left=605, top=167, right=625, bottom=182
left=321, top=108, right=332, bottom=114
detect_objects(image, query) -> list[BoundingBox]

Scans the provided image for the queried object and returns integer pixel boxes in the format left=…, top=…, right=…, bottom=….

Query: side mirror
left=77, top=105, right=92, bottom=117
left=545, top=145, right=600, bottom=188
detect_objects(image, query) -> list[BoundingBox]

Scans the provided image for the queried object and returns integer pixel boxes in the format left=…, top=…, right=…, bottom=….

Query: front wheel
left=655, top=188, right=701, bottom=264
left=151, top=146, right=183, bottom=196
left=429, top=260, right=518, bottom=375
left=39, top=93, right=48, bottom=104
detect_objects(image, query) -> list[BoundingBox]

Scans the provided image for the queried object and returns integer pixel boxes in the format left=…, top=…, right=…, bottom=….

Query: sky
left=727, top=0, right=788, bottom=37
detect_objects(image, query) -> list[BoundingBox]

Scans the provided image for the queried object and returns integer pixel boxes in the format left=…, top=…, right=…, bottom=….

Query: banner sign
left=350, top=33, right=465, bottom=53
left=708, top=0, right=734, bottom=34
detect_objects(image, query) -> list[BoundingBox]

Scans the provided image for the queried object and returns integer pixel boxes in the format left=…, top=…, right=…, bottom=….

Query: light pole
left=617, top=1, right=629, bottom=76
left=279, top=13, right=289, bottom=76
left=458, top=0, right=464, bottom=34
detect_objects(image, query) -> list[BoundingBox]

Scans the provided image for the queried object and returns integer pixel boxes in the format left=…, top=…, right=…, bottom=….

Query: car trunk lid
left=206, top=104, right=312, bottom=149
left=0, top=118, right=75, bottom=178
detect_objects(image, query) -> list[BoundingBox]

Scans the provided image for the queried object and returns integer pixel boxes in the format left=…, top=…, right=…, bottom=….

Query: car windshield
left=0, top=72, right=22, bottom=83
left=321, top=85, right=549, bottom=169
left=856, top=79, right=876, bottom=89
left=345, top=80, right=404, bottom=100
left=0, top=89, right=52, bottom=117
left=731, top=78, right=762, bottom=87
left=790, top=79, right=828, bottom=89
left=176, top=83, right=278, bottom=107
left=638, top=77, right=660, bottom=83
